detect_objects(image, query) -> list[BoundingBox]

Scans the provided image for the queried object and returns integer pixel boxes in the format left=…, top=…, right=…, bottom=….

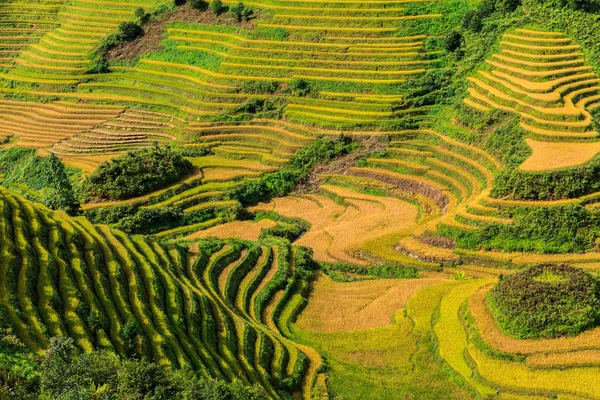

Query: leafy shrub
left=242, top=81, right=280, bottom=94
left=462, top=9, right=484, bottom=32
left=83, top=145, right=193, bottom=201
left=488, top=264, right=600, bottom=339
left=230, top=2, right=253, bottom=22
left=592, top=107, right=600, bottom=133
left=395, top=69, right=455, bottom=108
left=176, top=146, right=214, bottom=157
left=444, top=31, right=464, bottom=53
left=134, top=7, right=150, bottom=24
left=496, top=0, right=521, bottom=13
left=321, top=262, right=419, bottom=281
left=210, top=0, right=227, bottom=15
left=542, top=0, right=600, bottom=12
left=227, top=135, right=356, bottom=206
left=190, top=0, right=208, bottom=10
left=9, top=337, right=267, bottom=399
left=260, top=223, right=304, bottom=241
left=0, top=149, right=80, bottom=214
left=115, top=206, right=184, bottom=234
left=117, top=22, right=142, bottom=41
left=441, top=204, right=599, bottom=253
left=491, top=160, right=600, bottom=200
left=289, top=78, right=312, bottom=96
left=84, top=204, right=139, bottom=225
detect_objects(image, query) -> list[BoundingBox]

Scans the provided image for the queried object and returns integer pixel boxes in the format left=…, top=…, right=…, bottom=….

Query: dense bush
left=2, top=336, right=266, bottom=399
left=230, top=2, right=252, bottom=22
left=227, top=135, right=356, bottom=206
left=0, top=149, right=80, bottom=214
left=83, top=145, right=193, bottom=201
left=242, top=81, right=280, bottom=94
left=190, top=0, right=208, bottom=10
left=441, top=204, right=599, bottom=253
left=540, top=0, right=600, bottom=12
left=491, top=160, right=600, bottom=200
left=210, top=0, right=227, bottom=15
left=395, top=69, right=455, bottom=108
left=488, top=264, right=600, bottom=339
left=321, top=262, right=419, bottom=282
left=176, top=146, right=214, bottom=157
left=444, top=31, right=464, bottom=53
left=116, top=21, right=143, bottom=41
left=592, top=107, right=600, bottom=133
left=289, top=78, right=312, bottom=97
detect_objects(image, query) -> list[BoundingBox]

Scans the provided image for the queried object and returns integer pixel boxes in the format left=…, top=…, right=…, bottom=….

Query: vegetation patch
left=488, top=264, right=600, bottom=339
left=83, top=145, right=193, bottom=201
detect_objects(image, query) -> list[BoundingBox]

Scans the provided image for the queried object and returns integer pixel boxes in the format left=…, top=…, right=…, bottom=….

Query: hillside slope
left=0, top=187, right=322, bottom=398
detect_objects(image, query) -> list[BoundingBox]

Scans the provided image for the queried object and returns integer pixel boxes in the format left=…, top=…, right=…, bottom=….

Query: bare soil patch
left=294, top=136, right=388, bottom=194
left=108, top=4, right=250, bottom=62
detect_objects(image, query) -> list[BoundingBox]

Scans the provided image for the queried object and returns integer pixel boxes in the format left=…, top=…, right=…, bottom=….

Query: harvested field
left=520, top=138, right=600, bottom=170
left=296, top=273, right=444, bottom=332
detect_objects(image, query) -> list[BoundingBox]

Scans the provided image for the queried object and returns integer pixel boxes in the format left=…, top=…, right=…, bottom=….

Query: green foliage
left=5, top=337, right=267, bottom=399
left=84, top=204, right=139, bottom=225
left=395, top=70, right=455, bottom=108
left=116, top=206, right=184, bottom=234
left=210, top=0, right=227, bottom=15
left=120, top=320, right=142, bottom=358
left=540, top=0, right=600, bottom=12
left=230, top=98, right=285, bottom=117
left=441, top=204, right=599, bottom=253
left=289, top=78, right=312, bottom=97
left=488, top=264, right=600, bottom=339
left=491, top=160, right=600, bottom=200
left=190, top=0, right=208, bottom=10
left=0, top=149, right=80, bottom=214
left=444, top=31, right=464, bottom=53
left=481, top=117, right=531, bottom=168
left=0, top=328, right=39, bottom=399
left=592, top=107, right=600, bottom=133
left=241, top=81, right=280, bottom=94
left=230, top=2, right=253, bottom=22
left=134, top=7, right=150, bottom=24
left=176, top=146, right=214, bottom=158
left=228, top=135, right=356, bottom=206
left=117, top=21, right=143, bottom=42
left=83, top=145, right=193, bottom=201
left=321, top=262, right=419, bottom=282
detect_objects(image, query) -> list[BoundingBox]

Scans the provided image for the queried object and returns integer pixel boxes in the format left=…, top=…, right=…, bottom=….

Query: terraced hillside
left=0, top=0, right=63, bottom=71
left=6, top=0, right=600, bottom=398
left=465, top=28, right=600, bottom=170
left=0, top=187, right=323, bottom=398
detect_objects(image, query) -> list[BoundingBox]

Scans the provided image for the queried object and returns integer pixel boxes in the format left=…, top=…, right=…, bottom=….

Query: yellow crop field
left=7, top=0, right=600, bottom=398
left=296, top=273, right=444, bottom=332
left=520, top=138, right=600, bottom=170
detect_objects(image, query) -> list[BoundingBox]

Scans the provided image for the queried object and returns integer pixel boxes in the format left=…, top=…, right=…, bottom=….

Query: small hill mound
left=488, top=264, right=600, bottom=339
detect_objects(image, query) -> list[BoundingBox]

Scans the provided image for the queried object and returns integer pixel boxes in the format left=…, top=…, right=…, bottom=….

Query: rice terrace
left=5, top=0, right=600, bottom=398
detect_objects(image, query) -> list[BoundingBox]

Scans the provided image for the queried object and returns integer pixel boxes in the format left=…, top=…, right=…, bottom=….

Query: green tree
left=42, top=154, right=80, bottom=215
left=210, top=0, right=226, bottom=14
left=230, top=2, right=253, bottom=21
left=190, top=0, right=208, bottom=10
left=444, top=31, right=464, bottom=53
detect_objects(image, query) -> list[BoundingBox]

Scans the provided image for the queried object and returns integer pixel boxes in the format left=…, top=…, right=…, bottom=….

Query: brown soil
left=294, top=136, right=389, bottom=194
left=108, top=4, right=252, bottom=62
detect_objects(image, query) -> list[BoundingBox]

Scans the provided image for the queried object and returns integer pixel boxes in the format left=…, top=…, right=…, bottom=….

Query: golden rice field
left=465, top=28, right=600, bottom=171
left=4, top=0, right=600, bottom=398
